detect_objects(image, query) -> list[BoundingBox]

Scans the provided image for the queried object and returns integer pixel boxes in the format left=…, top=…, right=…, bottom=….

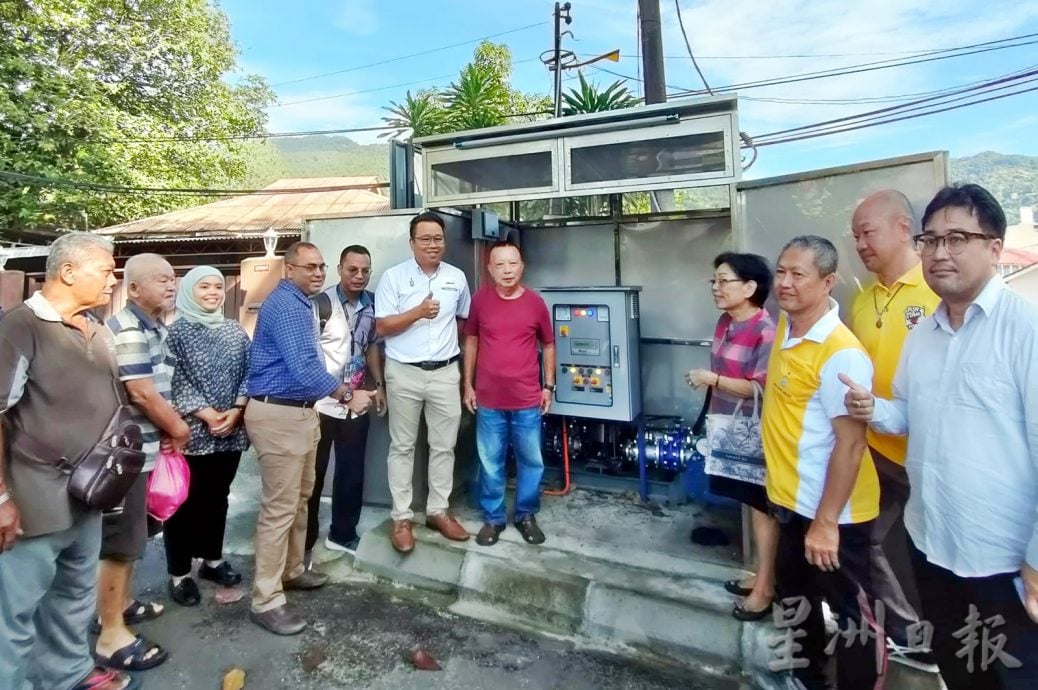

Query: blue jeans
left=476, top=406, right=544, bottom=525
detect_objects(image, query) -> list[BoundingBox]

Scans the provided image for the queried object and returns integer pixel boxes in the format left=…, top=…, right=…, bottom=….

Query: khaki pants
left=244, top=399, right=320, bottom=613
left=384, top=358, right=462, bottom=521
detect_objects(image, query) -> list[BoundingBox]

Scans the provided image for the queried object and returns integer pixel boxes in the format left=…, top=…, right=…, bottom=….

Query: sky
left=219, top=0, right=1038, bottom=179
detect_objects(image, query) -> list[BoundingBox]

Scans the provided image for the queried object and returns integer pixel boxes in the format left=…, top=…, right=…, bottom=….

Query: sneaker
left=887, top=640, right=939, bottom=673
left=513, top=515, right=546, bottom=545
left=169, top=577, right=201, bottom=607
left=324, top=536, right=360, bottom=553
left=476, top=522, right=505, bottom=546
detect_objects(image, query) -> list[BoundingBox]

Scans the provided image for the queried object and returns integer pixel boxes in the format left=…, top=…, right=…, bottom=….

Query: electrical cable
left=671, top=36, right=1038, bottom=95
left=269, top=22, right=548, bottom=87
left=0, top=171, right=389, bottom=197
left=673, top=0, right=713, bottom=95
left=753, top=84, right=1038, bottom=148
left=752, top=67, right=1038, bottom=143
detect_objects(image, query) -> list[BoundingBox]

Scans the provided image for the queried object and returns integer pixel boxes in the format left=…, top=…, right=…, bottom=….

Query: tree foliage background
left=0, top=0, right=274, bottom=235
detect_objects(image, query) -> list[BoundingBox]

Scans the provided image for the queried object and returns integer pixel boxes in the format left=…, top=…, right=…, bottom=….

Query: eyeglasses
left=413, top=236, right=445, bottom=246
left=707, top=278, right=744, bottom=287
left=343, top=267, right=372, bottom=277
left=913, top=231, right=993, bottom=255
left=288, top=263, right=327, bottom=273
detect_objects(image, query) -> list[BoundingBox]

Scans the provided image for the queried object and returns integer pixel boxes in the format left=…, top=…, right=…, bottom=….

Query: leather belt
left=404, top=354, right=461, bottom=371
left=251, top=395, right=317, bottom=408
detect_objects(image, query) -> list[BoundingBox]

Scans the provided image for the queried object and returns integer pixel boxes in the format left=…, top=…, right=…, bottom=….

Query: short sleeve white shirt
left=374, top=258, right=471, bottom=363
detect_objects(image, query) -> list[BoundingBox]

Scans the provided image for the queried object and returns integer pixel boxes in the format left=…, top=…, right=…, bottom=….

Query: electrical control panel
left=541, top=287, right=641, bottom=422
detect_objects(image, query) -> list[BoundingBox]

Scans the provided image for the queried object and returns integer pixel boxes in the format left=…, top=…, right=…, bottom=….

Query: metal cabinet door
left=736, top=151, right=948, bottom=313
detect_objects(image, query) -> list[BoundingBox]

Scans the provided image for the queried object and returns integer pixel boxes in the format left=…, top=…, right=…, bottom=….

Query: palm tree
left=380, top=90, right=447, bottom=139
left=561, top=73, right=640, bottom=115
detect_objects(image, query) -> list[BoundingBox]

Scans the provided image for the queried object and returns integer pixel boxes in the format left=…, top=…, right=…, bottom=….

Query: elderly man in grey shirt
left=0, top=233, right=136, bottom=690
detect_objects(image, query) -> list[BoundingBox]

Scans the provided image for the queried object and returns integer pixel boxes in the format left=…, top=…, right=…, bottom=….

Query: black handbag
left=59, top=399, right=146, bottom=510
left=21, top=323, right=147, bottom=510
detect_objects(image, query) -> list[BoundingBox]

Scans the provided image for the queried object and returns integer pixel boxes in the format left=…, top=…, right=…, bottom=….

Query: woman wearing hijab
left=164, top=266, right=251, bottom=606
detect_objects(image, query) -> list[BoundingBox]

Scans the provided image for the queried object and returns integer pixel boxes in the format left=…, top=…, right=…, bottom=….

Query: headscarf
left=176, top=266, right=226, bottom=328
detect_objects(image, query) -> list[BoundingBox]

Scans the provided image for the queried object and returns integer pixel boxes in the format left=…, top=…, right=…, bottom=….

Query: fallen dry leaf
left=409, top=647, right=441, bottom=671
left=221, top=667, right=246, bottom=690
left=300, top=644, right=327, bottom=673
left=215, top=586, right=244, bottom=605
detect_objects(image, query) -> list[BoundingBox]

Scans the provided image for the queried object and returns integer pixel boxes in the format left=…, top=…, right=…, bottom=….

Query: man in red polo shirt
left=463, top=241, right=556, bottom=547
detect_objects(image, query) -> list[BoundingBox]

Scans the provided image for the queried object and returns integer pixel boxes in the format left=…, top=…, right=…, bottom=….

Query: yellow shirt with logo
left=763, top=300, right=879, bottom=524
left=850, top=263, right=941, bottom=465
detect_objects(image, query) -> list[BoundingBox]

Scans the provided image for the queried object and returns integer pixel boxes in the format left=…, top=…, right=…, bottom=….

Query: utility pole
left=639, top=0, right=672, bottom=211
left=552, top=2, right=572, bottom=117
left=638, top=0, right=667, bottom=104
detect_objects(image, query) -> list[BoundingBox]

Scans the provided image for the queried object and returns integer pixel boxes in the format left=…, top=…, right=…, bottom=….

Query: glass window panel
left=431, top=151, right=553, bottom=197
left=571, top=132, right=726, bottom=185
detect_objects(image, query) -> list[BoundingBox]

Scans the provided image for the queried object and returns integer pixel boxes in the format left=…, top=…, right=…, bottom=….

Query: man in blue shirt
left=245, top=241, right=351, bottom=636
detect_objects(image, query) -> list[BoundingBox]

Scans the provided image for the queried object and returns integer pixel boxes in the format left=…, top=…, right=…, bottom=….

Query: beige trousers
left=244, top=399, right=321, bottom=613
left=384, top=358, right=462, bottom=521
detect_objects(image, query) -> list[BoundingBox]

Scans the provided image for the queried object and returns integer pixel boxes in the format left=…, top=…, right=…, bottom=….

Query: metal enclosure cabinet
left=540, top=287, right=642, bottom=423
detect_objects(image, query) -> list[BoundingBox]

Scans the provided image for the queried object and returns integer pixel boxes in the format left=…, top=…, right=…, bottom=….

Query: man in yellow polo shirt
left=850, top=190, right=941, bottom=669
left=763, top=236, right=881, bottom=690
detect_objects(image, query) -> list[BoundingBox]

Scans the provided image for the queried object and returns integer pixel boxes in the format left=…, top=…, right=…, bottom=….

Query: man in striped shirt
left=99, top=253, right=189, bottom=671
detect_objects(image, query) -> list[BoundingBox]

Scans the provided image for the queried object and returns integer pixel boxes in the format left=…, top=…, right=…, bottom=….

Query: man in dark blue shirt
left=245, top=241, right=350, bottom=636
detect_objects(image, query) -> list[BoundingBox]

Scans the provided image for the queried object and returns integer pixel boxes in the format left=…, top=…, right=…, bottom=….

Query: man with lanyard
left=245, top=241, right=354, bottom=636
left=844, top=184, right=1038, bottom=690
left=849, top=190, right=940, bottom=669
left=375, top=211, right=471, bottom=554
left=305, top=244, right=385, bottom=562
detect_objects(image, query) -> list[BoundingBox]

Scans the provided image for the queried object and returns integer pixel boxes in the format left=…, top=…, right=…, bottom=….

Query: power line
left=0, top=171, right=389, bottom=197
left=269, top=22, right=548, bottom=87
left=754, top=84, right=1038, bottom=148
left=671, top=34, right=1038, bottom=95
left=273, top=57, right=542, bottom=108
left=272, top=75, right=458, bottom=108
left=751, top=67, right=1038, bottom=142
left=673, top=0, right=713, bottom=95
left=75, top=125, right=398, bottom=145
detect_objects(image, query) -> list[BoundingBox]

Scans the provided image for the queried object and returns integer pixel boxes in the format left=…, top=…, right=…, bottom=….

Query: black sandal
left=95, top=635, right=169, bottom=671
left=723, top=579, right=753, bottom=597
left=732, top=600, right=773, bottom=622
left=90, top=599, right=164, bottom=633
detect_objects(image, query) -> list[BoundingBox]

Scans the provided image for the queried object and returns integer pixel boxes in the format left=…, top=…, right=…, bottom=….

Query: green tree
left=0, top=0, right=274, bottom=234
left=561, top=73, right=640, bottom=115
left=380, top=41, right=550, bottom=137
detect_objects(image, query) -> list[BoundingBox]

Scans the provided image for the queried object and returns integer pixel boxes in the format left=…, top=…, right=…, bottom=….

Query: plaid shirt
left=108, top=302, right=174, bottom=471
left=247, top=280, right=340, bottom=402
left=710, top=309, right=776, bottom=415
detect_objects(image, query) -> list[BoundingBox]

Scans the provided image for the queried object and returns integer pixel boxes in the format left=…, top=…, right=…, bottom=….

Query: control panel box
left=541, top=287, right=642, bottom=423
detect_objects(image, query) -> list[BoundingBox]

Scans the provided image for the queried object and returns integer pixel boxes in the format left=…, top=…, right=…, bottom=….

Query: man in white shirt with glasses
left=843, top=183, right=1038, bottom=690
left=375, top=211, right=471, bottom=554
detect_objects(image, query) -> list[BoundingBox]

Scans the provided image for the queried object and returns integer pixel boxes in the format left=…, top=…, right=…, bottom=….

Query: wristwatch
left=543, top=383, right=557, bottom=393
left=339, top=389, right=353, bottom=403
left=375, top=381, right=385, bottom=389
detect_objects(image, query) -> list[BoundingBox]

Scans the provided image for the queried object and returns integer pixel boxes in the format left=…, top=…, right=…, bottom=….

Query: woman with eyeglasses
left=163, top=266, right=251, bottom=607
left=686, top=252, right=778, bottom=621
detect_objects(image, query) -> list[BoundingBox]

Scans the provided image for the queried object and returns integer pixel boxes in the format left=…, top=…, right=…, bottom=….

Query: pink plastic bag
left=147, top=450, right=191, bottom=521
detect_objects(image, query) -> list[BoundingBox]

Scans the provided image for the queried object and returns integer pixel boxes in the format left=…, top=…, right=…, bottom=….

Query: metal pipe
left=544, top=416, right=573, bottom=496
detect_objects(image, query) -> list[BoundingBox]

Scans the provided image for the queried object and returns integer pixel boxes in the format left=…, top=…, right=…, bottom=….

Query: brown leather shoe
left=391, top=520, right=415, bottom=553
left=250, top=605, right=307, bottom=635
left=426, top=513, right=470, bottom=541
left=283, top=569, right=328, bottom=591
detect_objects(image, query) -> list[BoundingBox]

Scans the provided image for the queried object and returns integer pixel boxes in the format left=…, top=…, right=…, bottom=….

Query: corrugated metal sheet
left=97, top=177, right=389, bottom=239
